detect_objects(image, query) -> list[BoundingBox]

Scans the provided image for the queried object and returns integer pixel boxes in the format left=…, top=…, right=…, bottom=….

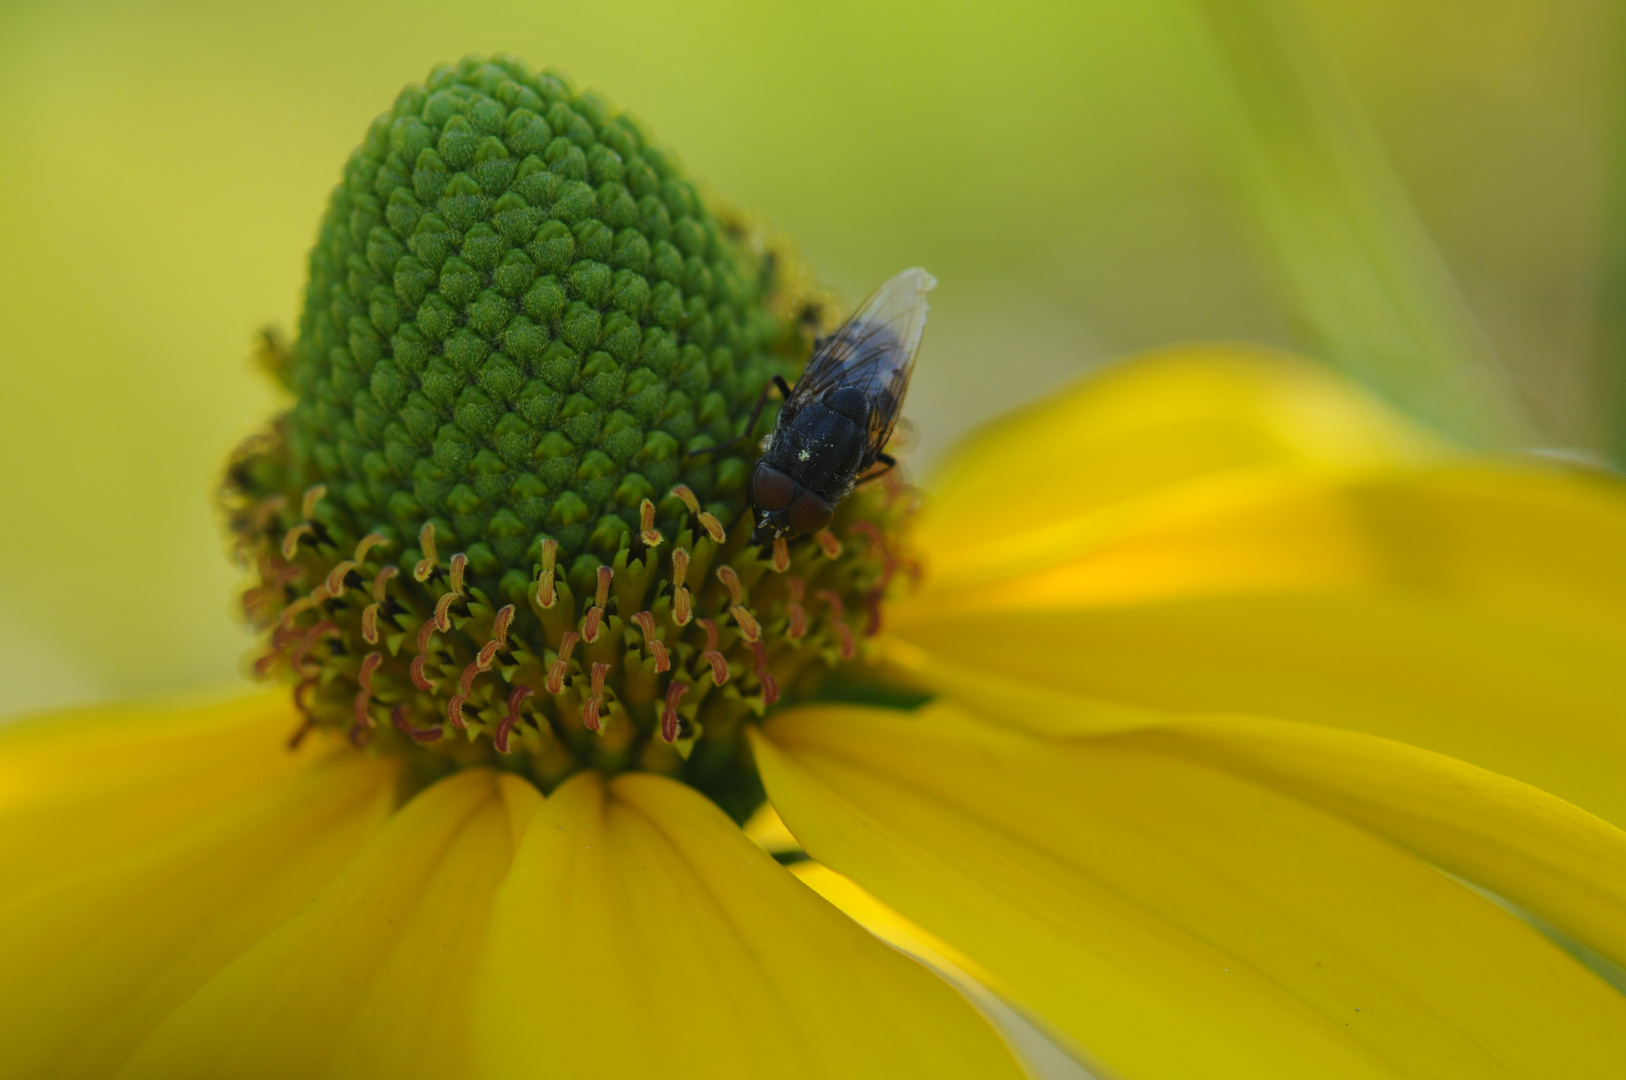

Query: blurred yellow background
left=0, top=0, right=1612, bottom=712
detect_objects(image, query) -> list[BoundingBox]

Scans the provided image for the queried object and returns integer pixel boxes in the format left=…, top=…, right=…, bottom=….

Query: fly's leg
left=685, top=375, right=793, bottom=460
left=856, top=452, right=897, bottom=485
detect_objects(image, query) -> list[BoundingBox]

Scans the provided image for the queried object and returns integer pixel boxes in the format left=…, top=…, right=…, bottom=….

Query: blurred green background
left=0, top=0, right=1614, bottom=713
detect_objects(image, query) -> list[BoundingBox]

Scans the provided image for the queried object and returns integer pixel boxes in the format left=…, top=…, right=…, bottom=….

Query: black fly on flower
left=744, top=267, right=936, bottom=545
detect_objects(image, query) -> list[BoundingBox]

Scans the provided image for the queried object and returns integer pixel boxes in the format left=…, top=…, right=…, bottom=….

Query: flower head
left=223, top=56, right=909, bottom=820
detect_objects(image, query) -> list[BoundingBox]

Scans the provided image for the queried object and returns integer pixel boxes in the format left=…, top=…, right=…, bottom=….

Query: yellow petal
left=473, top=770, right=1026, bottom=1080
left=0, top=690, right=318, bottom=899
left=893, top=464, right=1626, bottom=825
left=117, top=768, right=534, bottom=1080
left=1138, top=713, right=1626, bottom=973
left=755, top=704, right=1626, bottom=1079
left=916, top=346, right=1445, bottom=586
left=0, top=736, right=399, bottom=1079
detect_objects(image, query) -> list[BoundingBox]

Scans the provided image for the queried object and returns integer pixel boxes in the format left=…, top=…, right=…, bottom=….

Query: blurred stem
left=1181, top=0, right=1534, bottom=450
left=1599, top=2, right=1626, bottom=469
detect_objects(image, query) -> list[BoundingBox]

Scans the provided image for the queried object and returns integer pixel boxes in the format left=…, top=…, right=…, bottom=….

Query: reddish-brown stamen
left=582, top=661, right=609, bottom=731
left=772, top=536, right=790, bottom=573
left=546, top=631, right=581, bottom=694
left=698, top=618, right=729, bottom=685
left=352, top=651, right=383, bottom=728
left=448, top=552, right=468, bottom=596
left=392, top=704, right=442, bottom=743
left=750, top=640, right=780, bottom=706
left=288, top=620, right=337, bottom=674
left=660, top=680, right=688, bottom=742
left=583, top=565, right=612, bottom=642
left=353, top=532, right=387, bottom=565
left=286, top=716, right=316, bottom=749
left=252, top=494, right=287, bottom=531
left=495, top=685, right=533, bottom=753
left=815, top=530, right=842, bottom=559
left=360, top=604, right=381, bottom=644
left=786, top=578, right=807, bottom=640
left=630, top=611, right=670, bottom=672
left=818, top=589, right=857, bottom=660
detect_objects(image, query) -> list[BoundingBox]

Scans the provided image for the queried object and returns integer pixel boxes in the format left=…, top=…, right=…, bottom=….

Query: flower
left=5, top=55, right=1626, bottom=1080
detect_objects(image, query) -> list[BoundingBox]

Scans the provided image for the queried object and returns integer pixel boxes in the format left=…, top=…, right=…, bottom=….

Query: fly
left=743, top=267, right=935, bottom=545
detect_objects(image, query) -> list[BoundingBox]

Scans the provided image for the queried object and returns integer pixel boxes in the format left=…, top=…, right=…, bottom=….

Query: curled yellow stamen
left=536, top=538, right=559, bottom=609
left=491, top=604, right=515, bottom=649
left=671, top=485, right=702, bottom=516
left=300, top=484, right=327, bottom=521
left=370, top=565, right=398, bottom=602
left=413, top=522, right=439, bottom=582
left=639, top=498, right=663, bottom=548
left=325, top=560, right=359, bottom=597
left=281, top=523, right=313, bottom=561
left=353, top=532, right=387, bottom=565
left=433, top=591, right=459, bottom=632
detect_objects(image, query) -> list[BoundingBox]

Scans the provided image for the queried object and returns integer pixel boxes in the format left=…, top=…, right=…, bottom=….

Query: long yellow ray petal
left=755, top=704, right=1626, bottom=1080
left=116, top=768, right=533, bottom=1080
left=1131, top=713, right=1626, bottom=974
left=915, top=347, right=1445, bottom=587
left=0, top=742, right=400, bottom=1080
left=473, top=770, right=1026, bottom=1080
left=892, top=464, right=1626, bottom=825
left=0, top=690, right=318, bottom=899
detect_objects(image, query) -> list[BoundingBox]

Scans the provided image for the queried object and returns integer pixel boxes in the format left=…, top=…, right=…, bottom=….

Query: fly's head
left=749, top=461, right=835, bottom=544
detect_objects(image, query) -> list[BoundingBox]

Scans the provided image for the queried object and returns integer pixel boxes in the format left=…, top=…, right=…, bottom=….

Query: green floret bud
left=285, top=56, right=796, bottom=578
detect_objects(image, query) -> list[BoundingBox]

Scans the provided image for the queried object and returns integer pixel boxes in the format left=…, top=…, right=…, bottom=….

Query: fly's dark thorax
left=765, top=388, right=872, bottom=504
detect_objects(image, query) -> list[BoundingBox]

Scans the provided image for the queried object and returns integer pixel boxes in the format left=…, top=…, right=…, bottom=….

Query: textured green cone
left=224, top=56, right=913, bottom=819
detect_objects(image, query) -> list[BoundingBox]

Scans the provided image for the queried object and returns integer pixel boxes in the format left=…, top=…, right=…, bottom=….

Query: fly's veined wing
left=789, top=267, right=936, bottom=458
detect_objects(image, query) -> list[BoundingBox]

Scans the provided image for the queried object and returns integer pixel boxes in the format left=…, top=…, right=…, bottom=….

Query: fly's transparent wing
left=785, top=267, right=936, bottom=459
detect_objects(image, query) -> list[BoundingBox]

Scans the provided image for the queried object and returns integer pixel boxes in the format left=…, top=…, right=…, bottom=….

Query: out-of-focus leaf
left=1184, top=0, right=1535, bottom=449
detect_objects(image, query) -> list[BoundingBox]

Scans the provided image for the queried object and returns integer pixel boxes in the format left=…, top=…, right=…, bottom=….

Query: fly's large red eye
left=787, top=490, right=834, bottom=535
left=751, top=464, right=797, bottom=511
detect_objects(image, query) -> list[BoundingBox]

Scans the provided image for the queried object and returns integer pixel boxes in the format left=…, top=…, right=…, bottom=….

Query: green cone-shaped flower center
left=223, top=56, right=912, bottom=820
